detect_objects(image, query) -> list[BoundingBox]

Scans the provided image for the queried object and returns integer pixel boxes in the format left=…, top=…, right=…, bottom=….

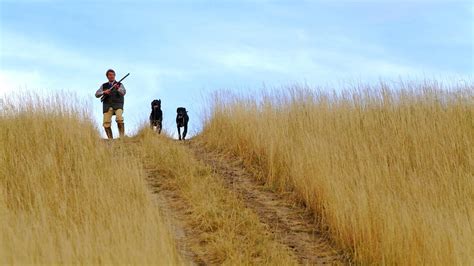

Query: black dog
left=176, top=107, right=189, bottom=140
left=149, top=99, right=163, bottom=134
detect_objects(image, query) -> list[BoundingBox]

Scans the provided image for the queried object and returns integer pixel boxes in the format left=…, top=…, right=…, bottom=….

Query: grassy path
left=126, top=134, right=297, bottom=265
left=187, top=140, right=347, bottom=265
left=121, top=133, right=348, bottom=265
left=147, top=176, right=204, bottom=265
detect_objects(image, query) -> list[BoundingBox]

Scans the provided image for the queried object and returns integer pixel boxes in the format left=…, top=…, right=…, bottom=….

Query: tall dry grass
left=132, top=129, right=297, bottom=265
left=0, top=93, right=180, bottom=264
left=201, top=82, right=474, bottom=265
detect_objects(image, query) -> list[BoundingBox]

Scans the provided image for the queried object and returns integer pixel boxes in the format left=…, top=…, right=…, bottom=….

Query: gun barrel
left=100, top=73, right=130, bottom=102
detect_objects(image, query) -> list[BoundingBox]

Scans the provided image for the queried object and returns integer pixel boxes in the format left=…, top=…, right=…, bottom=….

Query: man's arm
left=117, top=84, right=126, bottom=96
left=95, top=85, right=104, bottom=98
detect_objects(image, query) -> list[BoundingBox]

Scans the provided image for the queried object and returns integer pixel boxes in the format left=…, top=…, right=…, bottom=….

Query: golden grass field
left=200, top=82, right=473, bottom=265
left=0, top=95, right=180, bottom=264
left=1, top=82, right=472, bottom=265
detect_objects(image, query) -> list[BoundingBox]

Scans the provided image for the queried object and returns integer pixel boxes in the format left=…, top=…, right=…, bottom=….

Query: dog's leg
left=183, top=124, right=188, bottom=140
left=177, top=126, right=181, bottom=140
left=158, top=121, right=162, bottom=134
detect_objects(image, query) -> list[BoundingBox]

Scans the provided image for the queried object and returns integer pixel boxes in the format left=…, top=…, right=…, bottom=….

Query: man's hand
left=103, top=89, right=112, bottom=95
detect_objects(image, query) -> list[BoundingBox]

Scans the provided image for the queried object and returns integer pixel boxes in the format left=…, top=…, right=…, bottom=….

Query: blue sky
left=1, top=0, right=472, bottom=137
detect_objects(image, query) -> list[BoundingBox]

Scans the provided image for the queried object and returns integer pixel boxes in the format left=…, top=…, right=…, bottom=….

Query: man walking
left=95, top=69, right=127, bottom=139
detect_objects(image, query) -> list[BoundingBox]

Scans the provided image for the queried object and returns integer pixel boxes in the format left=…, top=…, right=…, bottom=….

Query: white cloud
left=207, top=43, right=427, bottom=82
left=1, top=30, right=97, bottom=70
left=0, top=30, right=186, bottom=88
left=0, top=69, right=42, bottom=94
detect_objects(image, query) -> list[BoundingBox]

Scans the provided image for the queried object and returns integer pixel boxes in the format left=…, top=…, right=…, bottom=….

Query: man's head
left=106, top=69, right=116, bottom=82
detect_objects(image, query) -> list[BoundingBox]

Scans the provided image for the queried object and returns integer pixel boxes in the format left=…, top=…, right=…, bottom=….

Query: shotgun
left=101, top=73, right=130, bottom=102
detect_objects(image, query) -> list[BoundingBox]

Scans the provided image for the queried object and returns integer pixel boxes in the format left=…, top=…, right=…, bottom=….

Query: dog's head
left=151, top=99, right=161, bottom=109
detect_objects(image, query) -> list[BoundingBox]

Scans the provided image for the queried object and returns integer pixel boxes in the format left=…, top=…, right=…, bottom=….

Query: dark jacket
left=95, top=82, right=126, bottom=113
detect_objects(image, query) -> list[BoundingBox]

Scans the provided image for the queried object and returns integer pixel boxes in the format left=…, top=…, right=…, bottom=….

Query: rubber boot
left=117, top=122, right=125, bottom=138
left=104, top=127, right=113, bottom=139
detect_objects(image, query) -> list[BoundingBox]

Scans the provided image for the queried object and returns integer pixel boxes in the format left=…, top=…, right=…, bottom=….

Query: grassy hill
left=1, top=82, right=473, bottom=265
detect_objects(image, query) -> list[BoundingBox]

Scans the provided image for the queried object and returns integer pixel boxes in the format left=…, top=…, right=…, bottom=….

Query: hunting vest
left=102, top=82, right=124, bottom=113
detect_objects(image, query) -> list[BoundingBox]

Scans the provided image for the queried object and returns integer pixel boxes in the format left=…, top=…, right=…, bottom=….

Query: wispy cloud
left=0, top=30, right=187, bottom=92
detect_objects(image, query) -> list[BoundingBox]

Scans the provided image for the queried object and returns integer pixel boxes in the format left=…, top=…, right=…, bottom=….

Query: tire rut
left=146, top=168, right=207, bottom=265
left=187, top=140, right=349, bottom=265
left=115, top=140, right=204, bottom=265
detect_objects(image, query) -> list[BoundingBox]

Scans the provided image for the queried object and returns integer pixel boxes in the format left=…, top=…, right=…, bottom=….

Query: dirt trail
left=146, top=172, right=204, bottom=265
left=186, top=140, right=348, bottom=265
left=135, top=137, right=348, bottom=265
left=118, top=140, right=205, bottom=265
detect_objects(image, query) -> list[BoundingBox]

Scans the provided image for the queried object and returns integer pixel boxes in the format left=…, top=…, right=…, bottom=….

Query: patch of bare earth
left=146, top=169, right=206, bottom=265
left=147, top=170, right=206, bottom=265
left=119, top=140, right=204, bottom=265
left=187, top=140, right=349, bottom=265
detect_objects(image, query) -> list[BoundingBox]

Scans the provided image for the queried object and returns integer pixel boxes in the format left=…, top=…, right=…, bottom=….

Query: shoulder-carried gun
left=101, top=73, right=130, bottom=102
